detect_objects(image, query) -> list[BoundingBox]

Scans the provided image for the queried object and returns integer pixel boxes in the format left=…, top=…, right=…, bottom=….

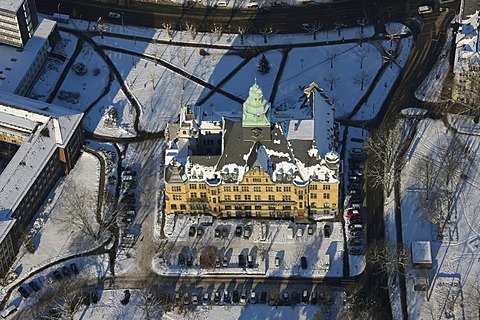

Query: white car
left=418, top=5, right=433, bottom=14
left=247, top=1, right=259, bottom=8
left=191, top=295, right=199, bottom=305
left=108, top=12, right=121, bottom=19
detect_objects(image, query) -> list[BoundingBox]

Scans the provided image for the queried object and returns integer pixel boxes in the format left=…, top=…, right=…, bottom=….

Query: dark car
left=178, top=253, right=185, bottom=267
left=189, top=226, right=196, bottom=237
left=260, top=291, right=267, bottom=304
left=70, top=263, right=79, bottom=275
left=350, top=230, right=363, bottom=238
left=222, top=228, right=229, bottom=238
left=121, top=290, right=131, bottom=305
left=348, top=183, right=363, bottom=190
left=62, top=266, right=71, bottom=277
left=196, top=227, right=204, bottom=238
left=53, top=270, right=63, bottom=281
left=214, top=229, right=221, bottom=238
left=243, top=226, right=251, bottom=239
left=349, top=217, right=363, bottom=224
left=291, top=291, right=299, bottom=304
left=18, top=286, right=30, bottom=299
left=91, top=291, right=99, bottom=304
left=269, top=292, right=277, bottom=306
left=323, top=225, right=331, bottom=238
left=310, top=291, right=317, bottom=304
left=238, top=254, right=245, bottom=267
left=282, top=291, right=289, bottom=303
left=232, top=290, right=240, bottom=303
left=223, top=291, right=231, bottom=303
left=301, top=256, right=307, bottom=270
left=235, top=226, right=242, bottom=237
left=186, top=255, right=193, bottom=267
left=349, top=238, right=363, bottom=246
left=28, top=280, right=40, bottom=292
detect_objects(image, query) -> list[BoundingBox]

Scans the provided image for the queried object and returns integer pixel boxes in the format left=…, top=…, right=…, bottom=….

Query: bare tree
left=185, top=22, right=197, bottom=40
left=334, top=21, right=347, bottom=36
left=199, top=245, right=220, bottom=269
left=326, top=51, right=336, bottom=69
left=137, top=288, right=164, bottom=319
left=302, top=21, right=323, bottom=40
left=367, top=120, right=412, bottom=196
left=211, top=23, right=223, bottom=42
left=357, top=48, right=368, bottom=69
left=353, top=70, right=371, bottom=91
left=259, top=27, right=277, bottom=44
left=323, top=73, right=340, bottom=91
left=162, top=23, right=173, bottom=40
left=357, top=17, right=369, bottom=34
left=367, top=239, right=408, bottom=276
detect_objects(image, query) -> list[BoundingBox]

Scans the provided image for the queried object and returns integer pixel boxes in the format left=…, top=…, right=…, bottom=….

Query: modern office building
left=164, top=82, right=340, bottom=221
left=0, top=0, right=39, bottom=47
left=0, top=92, right=83, bottom=277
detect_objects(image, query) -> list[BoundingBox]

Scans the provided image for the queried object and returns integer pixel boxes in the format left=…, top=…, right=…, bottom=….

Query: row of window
left=173, top=192, right=331, bottom=201
left=172, top=184, right=332, bottom=193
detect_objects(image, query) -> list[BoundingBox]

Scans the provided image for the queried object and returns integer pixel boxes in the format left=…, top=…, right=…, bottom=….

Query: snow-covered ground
left=398, top=117, right=480, bottom=320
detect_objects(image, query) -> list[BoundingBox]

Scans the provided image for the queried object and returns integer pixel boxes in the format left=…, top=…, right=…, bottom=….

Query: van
left=418, top=5, right=433, bottom=14
left=1, top=305, right=17, bottom=319
left=216, top=0, right=227, bottom=6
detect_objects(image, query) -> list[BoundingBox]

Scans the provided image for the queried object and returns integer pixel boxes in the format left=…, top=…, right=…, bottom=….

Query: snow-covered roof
left=0, top=93, right=83, bottom=220
left=0, top=18, right=57, bottom=93
left=411, top=241, right=432, bottom=265
left=454, top=11, right=480, bottom=73
left=0, top=0, right=24, bottom=12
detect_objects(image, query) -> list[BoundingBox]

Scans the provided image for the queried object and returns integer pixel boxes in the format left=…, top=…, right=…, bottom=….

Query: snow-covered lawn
left=400, top=117, right=480, bottom=320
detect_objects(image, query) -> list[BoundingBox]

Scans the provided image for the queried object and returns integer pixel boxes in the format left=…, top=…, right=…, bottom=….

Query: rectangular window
left=224, top=186, right=231, bottom=192
left=241, top=186, right=249, bottom=192
left=199, top=184, right=207, bottom=189
left=244, top=195, right=251, bottom=201
left=225, top=195, right=231, bottom=201
left=254, top=186, right=261, bottom=192
left=190, top=192, right=197, bottom=198
left=268, top=195, right=275, bottom=201
left=282, top=195, right=291, bottom=201
left=190, top=184, right=197, bottom=189
left=211, top=190, right=217, bottom=195
left=266, top=186, right=273, bottom=192
left=234, top=195, right=241, bottom=201
left=253, top=178, right=262, bottom=182
left=276, top=186, right=282, bottom=192
left=213, top=198, right=217, bottom=203
left=200, top=192, right=207, bottom=198
left=311, top=185, right=317, bottom=190
left=254, top=195, right=261, bottom=201
left=255, top=205, right=262, bottom=210
left=323, top=184, right=331, bottom=190
left=323, top=193, right=330, bottom=199
left=173, top=195, right=182, bottom=200
left=172, top=186, right=181, bottom=192
left=233, top=186, right=239, bottom=192
left=284, top=186, right=291, bottom=192
left=311, top=193, right=317, bottom=199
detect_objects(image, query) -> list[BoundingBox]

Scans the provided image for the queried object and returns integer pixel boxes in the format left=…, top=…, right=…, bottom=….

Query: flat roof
left=0, top=18, right=56, bottom=93
left=412, top=241, right=432, bottom=264
left=0, top=0, right=23, bottom=12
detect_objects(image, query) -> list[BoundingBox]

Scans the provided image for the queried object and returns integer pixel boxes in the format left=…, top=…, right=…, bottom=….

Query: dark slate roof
left=462, top=0, right=479, bottom=19
left=216, top=119, right=255, bottom=169
left=189, top=155, right=220, bottom=167
left=289, top=139, right=321, bottom=167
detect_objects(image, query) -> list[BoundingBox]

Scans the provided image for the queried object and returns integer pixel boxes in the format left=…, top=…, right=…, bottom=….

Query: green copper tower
left=242, top=80, right=271, bottom=141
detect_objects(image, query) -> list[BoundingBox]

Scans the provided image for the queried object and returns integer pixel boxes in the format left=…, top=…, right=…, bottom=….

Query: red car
left=346, top=209, right=360, bottom=217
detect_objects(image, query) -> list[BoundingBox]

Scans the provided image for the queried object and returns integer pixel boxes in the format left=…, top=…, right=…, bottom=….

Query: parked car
left=247, top=255, right=254, bottom=268
left=215, top=257, right=221, bottom=268
left=214, top=228, right=221, bottom=238
left=349, top=238, right=363, bottom=246
left=235, top=225, right=242, bottom=237
left=121, top=290, right=131, bottom=305
left=91, top=291, right=99, bottom=304
left=191, top=295, right=199, bottom=305
left=189, top=226, right=196, bottom=237
left=62, top=266, right=71, bottom=277
left=70, top=263, right=79, bottom=275
left=178, top=253, right=185, bottom=267
left=323, top=225, right=331, bottom=238
left=238, top=254, right=245, bottom=267
left=349, top=189, right=363, bottom=196
left=28, top=280, right=40, bottom=292
left=307, top=225, right=314, bottom=235
left=349, top=230, right=363, bottom=238
left=269, top=292, right=277, bottom=306
left=350, top=217, right=363, bottom=224
left=243, top=226, right=251, bottom=239
left=214, top=291, right=221, bottom=304
left=108, top=11, right=121, bottom=19
left=202, top=292, right=210, bottom=305
left=232, top=290, right=240, bottom=303
left=18, top=286, right=30, bottom=299
left=53, top=270, right=63, bottom=281
left=296, top=227, right=304, bottom=238
left=223, top=291, right=231, bottom=303
left=240, top=288, right=247, bottom=303
left=349, top=175, right=362, bottom=182
left=260, top=291, right=267, bottom=304
left=301, top=290, right=309, bottom=303
left=275, top=256, right=281, bottom=268
left=196, top=227, right=204, bottom=238
left=186, top=255, right=193, bottom=267
left=310, top=291, right=317, bottom=304
left=348, top=224, right=363, bottom=231
left=247, top=0, right=259, bottom=7
left=301, top=256, right=307, bottom=270
left=347, top=209, right=360, bottom=217
left=348, top=183, right=363, bottom=190
left=350, top=148, right=365, bottom=155
left=222, top=256, right=228, bottom=267
left=291, top=291, right=299, bottom=304
left=183, top=293, right=190, bottom=305
left=250, top=291, right=257, bottom=304
left=349, top=169, right=363, bottom=176
left=222, top=228, right=229, bottom=238
left=282, top=291, right=289, bottom=303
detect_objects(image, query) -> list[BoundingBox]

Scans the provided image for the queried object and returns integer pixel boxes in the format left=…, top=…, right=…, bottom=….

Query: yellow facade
left=165, top=168, right=338, bottom=218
